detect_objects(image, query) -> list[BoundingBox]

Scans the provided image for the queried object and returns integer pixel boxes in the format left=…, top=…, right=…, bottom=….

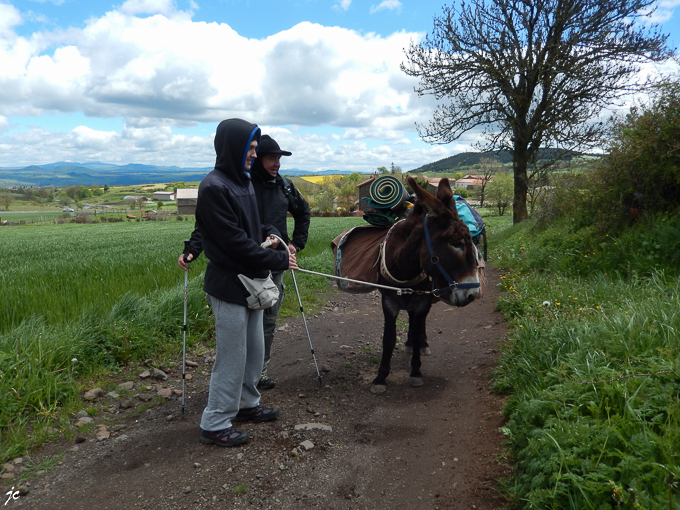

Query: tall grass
left=493, top=218, right=680, bottom=508
left=0, top=216, right=364, bottom=463
left=0, top=221, right=204, bottom=332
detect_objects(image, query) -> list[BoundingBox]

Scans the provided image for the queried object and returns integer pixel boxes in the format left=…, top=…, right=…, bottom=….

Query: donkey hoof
left=421, top=347, right=432, bottom=356
left=410, top=377, right=423, bottom=387
left=370, top=384, right=387, bottom=394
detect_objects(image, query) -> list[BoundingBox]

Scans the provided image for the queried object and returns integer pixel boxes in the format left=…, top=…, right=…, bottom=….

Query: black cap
left=259, top=134, right=292, bottom=156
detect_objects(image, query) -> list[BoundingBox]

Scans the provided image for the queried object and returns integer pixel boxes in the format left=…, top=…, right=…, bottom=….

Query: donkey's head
left=406, top=176, right=480, bottom=307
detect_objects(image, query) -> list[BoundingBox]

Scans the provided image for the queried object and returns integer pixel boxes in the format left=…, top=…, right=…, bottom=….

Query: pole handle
left=182, top=239, right=192, bottom=264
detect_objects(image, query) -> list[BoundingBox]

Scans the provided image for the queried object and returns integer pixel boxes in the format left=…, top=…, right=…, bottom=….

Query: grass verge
left=491, top=216, right=680, bottom=508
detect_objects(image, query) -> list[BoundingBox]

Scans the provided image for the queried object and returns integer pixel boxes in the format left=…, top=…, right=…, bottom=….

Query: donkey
left=370, top=175, right=481, bottom=394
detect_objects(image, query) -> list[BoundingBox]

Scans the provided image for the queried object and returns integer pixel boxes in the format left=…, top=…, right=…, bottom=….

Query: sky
left=1, top=0, right=680, bottom=173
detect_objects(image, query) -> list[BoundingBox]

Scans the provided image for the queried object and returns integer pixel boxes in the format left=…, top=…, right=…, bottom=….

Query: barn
left=455, top=175, right=485, bottom=189
left=355, top=174, right=379, bottom=213
left=176, top=188, right=198, bottom=215
left=152, top=191, right=175, bottom=201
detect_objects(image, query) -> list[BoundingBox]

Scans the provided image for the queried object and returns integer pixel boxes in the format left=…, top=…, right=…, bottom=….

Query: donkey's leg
left=407, top=297, right=432, bottom=387
left=404, top=310, right=431, bottom=356
left=371, top=291, right=400, bottom=394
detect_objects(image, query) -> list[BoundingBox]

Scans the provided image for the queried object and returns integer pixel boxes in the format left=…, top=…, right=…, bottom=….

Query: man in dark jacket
left=188, top=119, right=298, bottom=448
left=249, top=135, right=311, bottom=389
left=180, top=134, right=310, bottom=390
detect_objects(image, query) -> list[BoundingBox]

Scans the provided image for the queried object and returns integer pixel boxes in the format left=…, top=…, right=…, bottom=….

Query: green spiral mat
left=367, top=175, right=406, bottom=210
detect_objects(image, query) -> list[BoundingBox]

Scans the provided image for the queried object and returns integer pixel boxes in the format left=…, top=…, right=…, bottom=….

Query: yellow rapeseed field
left=300, top=174, right=344, bottom=185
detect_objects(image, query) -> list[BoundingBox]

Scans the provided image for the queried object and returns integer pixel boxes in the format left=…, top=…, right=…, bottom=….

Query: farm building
left=152, top=191, right=175, bottom=201
left=424, top=177, right=443, bottom=195
left=419, top=175, right=484, bottom=204
left=455, top=175, right=485, bottom=189
left=355, top=174, right=379, bottom=212
left=176, top=188, right=198, bottom=215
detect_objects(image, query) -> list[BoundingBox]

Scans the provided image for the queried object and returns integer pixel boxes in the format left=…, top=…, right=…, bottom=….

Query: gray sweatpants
left=200, top=295, right=264, bottom=432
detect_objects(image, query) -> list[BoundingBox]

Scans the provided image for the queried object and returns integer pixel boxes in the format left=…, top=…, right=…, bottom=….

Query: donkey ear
left=437, top=177, right=460, bottom=220
left=407, top=175, right=448, bottom=217
left=436, top=178, right=453, bottom=206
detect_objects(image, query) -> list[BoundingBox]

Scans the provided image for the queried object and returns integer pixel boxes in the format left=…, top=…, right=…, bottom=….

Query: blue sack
left=454, top=196, right=484, bottom=241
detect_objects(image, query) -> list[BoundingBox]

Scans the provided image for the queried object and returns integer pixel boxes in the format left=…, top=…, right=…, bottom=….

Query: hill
left=411, top=149, right=595, bottom=174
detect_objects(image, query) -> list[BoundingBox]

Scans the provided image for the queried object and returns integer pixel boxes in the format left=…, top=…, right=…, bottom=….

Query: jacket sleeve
left=262, top=224, right=282, bottom=242
left=288, top=183, right=311, bottom=251
left=183, top=224, right=203, bottom=261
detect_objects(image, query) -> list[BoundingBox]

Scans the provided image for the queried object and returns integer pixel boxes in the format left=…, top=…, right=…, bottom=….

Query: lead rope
left=297, top=267, right=421, bottom=294
left=263, top=234, right=420, bottom=294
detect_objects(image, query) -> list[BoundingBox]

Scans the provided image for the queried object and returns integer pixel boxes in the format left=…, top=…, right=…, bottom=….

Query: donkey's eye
left=450, top=241, right=465, bottom=250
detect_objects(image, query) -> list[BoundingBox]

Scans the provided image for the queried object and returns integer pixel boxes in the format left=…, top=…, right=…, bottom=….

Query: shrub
left=591, top=80, right=680, bottom=233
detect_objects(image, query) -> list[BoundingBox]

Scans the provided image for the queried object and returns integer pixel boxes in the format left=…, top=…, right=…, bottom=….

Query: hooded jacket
left=196, top=119, right=288, bottom=305
left=250, top=158, right=311, bottom=253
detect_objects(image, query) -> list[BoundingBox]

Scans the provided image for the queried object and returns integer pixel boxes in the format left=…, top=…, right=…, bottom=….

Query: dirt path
left=8, top=266, right=510, bottom=510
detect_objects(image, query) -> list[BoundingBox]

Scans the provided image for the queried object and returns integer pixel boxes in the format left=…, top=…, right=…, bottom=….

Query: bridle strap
left=423, top=215, right=480, bottom=296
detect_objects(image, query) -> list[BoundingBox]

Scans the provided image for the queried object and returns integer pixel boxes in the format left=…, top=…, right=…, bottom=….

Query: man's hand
left=264, top=236, right=281, bottom=249
left=288, top=252, right=299, bottom=270
left=287, top=243, right=297, bottom=255
left=178, top=253, right=193, bottom=271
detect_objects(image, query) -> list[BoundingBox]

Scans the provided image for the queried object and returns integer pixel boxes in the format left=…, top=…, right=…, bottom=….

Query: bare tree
left=526, top=160, right=555, bottom=214
left=402, top=0, right=672, bottom=223
left=477, top=156, right=501, bottom=207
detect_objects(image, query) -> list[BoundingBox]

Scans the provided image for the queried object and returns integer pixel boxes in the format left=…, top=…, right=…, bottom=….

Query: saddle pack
left=331, top=225, right=388, bottom=293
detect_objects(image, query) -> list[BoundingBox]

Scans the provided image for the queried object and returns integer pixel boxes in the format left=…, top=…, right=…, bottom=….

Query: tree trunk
left=512, top=149, right=529, bottom=224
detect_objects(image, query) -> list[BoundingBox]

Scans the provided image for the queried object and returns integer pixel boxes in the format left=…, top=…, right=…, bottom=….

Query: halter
left=423, top=215, right=481, bottom=297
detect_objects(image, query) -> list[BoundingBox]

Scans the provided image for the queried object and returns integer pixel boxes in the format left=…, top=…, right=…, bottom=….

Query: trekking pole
left=290, top=266, right=323, bottom=386
left=180, top=240, right=190, bottom=413
left=265, top=235, right=323, bottom=386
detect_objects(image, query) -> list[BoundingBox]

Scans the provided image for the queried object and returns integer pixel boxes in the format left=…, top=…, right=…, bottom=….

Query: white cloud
left=121, top=0, right=176, bottom=16
left=658, top=0, right=680, bottom=7
left=640, top=0, right=680, bottom=24
left=335, top=0, right=352, bottom=12
left=256, top=23, right=423, bottom=130
left=0, top=2, right=506, bottom=170
left=370, top=0, right=402, bottom=14
left=0, top=3, right=21, bottom=31
left=70, top=125, right=118, bottom=150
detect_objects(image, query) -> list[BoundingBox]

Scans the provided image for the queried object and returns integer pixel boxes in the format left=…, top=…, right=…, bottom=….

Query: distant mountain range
left=1, top=149, right=598, bottom=187
left=0, top=162, right=353, bottom=187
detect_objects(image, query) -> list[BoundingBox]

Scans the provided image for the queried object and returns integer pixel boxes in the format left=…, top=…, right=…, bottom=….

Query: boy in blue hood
left=192, top=119, right=298, bottom=447
left=180, top=134, right=311, bottom=391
